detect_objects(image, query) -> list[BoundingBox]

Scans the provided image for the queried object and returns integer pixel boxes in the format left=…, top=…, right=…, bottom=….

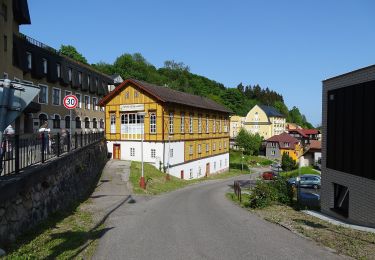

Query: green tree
left=59, top=45, right=88, bottom=64
left=281, top=153, right=297, bottom=171
left=274, top=101, right=290, bottom=121
left=235, top=129, right=262, bottom=155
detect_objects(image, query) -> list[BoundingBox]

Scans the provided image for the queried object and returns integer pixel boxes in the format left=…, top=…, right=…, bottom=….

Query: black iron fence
left=0, top=132, right=104, bottom=176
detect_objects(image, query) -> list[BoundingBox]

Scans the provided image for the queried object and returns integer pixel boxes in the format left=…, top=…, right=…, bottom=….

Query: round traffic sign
left=63, top=95, right=78, bottom=109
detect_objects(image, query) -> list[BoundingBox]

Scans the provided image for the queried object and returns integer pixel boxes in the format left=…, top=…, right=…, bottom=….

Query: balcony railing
left=18, top=32, right=58, bottom=54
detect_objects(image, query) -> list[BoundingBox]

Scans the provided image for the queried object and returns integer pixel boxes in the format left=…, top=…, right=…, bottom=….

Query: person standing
left=39, top=122, right=51, bottom=154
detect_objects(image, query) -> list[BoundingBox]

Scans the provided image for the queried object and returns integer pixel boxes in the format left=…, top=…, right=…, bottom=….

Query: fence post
left=67, top=132, right=71, bottom=152
left=75, top=132, right=78, bottom=149
left=15, top=134, right=20, bottom=174
left=80, top=132, right=83, bottom=147
left=41, top=132, right=45, bottom=163
left=57, top=133, right=60, bottom=157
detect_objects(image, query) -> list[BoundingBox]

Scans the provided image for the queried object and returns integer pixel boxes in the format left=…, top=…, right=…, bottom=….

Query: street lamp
left=138, top=112, right=147, bottom=189
left=166, top=135, right=171, bottom=180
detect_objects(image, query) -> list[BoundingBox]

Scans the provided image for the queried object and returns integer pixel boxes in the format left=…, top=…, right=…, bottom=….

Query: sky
left=22, top=0, right=375, bottom=126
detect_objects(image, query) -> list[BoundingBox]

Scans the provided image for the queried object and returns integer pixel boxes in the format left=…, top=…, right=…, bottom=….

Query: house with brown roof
left=99, top=78, right=231, bottom=180
left=300, top=140, right=322, bottom=168
left=265, top=132, right=303, bottom=162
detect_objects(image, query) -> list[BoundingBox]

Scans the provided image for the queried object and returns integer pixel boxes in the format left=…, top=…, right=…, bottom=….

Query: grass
left=130, top=161, right=248, bottom=195
left=2, top=201, right=107, bottom=259
left=229, top=150, right=273, bottom=166
left=227, top=193, right=375, bottom=260
left=281, top=166, right=319, bottom=178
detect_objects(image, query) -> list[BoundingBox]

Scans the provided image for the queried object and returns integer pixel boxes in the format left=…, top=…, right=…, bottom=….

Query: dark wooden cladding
left=12, top=33, right=113, bottom=96
left=327, top=80, right=375, bottom=181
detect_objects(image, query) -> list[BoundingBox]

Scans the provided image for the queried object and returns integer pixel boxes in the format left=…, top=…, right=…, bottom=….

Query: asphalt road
left=94, top=176, right=342, bottom=260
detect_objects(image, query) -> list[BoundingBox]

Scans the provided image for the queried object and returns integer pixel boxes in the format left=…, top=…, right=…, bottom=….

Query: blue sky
left=22, top=0, right=375, bottom=126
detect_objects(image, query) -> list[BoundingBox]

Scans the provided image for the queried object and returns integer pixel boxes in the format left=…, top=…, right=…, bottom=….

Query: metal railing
left=18, top=33, right=58, bottom=54
left=0, top=132, right=104, bottom=176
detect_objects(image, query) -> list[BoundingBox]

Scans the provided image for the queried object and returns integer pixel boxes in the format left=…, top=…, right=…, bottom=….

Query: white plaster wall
left=164, top=141, right=185, bottom=167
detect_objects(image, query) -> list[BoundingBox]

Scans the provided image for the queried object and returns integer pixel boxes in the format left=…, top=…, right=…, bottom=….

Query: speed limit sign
left=63, top=95, right=78, bottom=109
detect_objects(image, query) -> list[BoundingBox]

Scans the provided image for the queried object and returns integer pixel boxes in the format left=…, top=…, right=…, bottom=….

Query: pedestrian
left=39, top=122, right=51, bottom=154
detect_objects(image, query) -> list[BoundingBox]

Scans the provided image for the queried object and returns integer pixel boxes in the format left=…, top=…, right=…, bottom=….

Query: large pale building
left=99, top=79, right=231, bottom=180
left=242, top=105, right=286, bottom=139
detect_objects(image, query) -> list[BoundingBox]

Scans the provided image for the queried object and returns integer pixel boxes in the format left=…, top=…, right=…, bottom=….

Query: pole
left=0, top=80, right=11, bottom=173
left=166, top=135, right=171, bottom=180
left=69, top=109, right=72, bottom=144
left=139, top=113, right=146, bottom=189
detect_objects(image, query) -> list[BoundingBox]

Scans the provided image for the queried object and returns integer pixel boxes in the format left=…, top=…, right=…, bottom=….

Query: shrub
left=281, top=153, right=297, bottom=171
left=248, top=177, right=293, bottom=208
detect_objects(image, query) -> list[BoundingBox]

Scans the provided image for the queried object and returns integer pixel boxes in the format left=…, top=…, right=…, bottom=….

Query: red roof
left=308, top=140, right=321, bottom=150
left=266, top=133, right=300, bottom=150
left=288, top=128, right=320, bottom=138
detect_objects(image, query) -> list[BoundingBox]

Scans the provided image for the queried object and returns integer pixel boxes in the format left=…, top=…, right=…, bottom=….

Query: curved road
left=94, top=177, right=342, bottom=260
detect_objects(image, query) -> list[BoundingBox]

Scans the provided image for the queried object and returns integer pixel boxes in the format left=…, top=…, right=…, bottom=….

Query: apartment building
left=0, top=0, right=114, bottom=134
left=99, top=79, right=231, bottom=179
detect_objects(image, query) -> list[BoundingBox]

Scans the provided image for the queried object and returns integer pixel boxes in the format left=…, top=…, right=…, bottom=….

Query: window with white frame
left=220, top=160, right=222, bottom=168
left=42, top=58, right=47, bottom=74
left=150, top=112, right=156, bottom=133
left=119, top=113, right=144, bottom=140
left=189, top=145, right=193, bottom=155
left=189, top=113, right=193, bottom=133
left=99, top=119, right=104, bottom=129
left=206, top=143, right=209, bottom=152
left=92, top=97, right=98, bottom=111
left=213, top=142, right=216, bottom=151
left=180, top=112, right=185, bottom=133
left=198, top=115, right=202, bottom=133
left=87, top=75, right=90, bottom=87
left=151, top=149, right=156, bottom=158
left=65, top=90, right=71, bottom=98
left=284, top=142, right=290, bottom=148
left=110, top=114, right=116, bottom=133
left=198, top=144, right=201, bottom=154
left=130, top=148, right=135, bottom=157
left=125, top=91, right=129, bottom=99
left=170, top=149, right=173, bottom=158
left=198, top=166, right=202, bottom=176
left=75, top=117, right=81, bottom=129
left=271, top=150, right=276, bottom=155
left=214, top=162, right=216, bottom=170
left=224, top=141, right=227, bottom=149
left=219, top=141, right=222, bottom=150
left=84, top=117, right=90, bottom=128
left=206, top=115, right=209, bottom=133
left=75, top=93, right=81, bottom=108
left=52, top=88, right=61, bottom=105
left=134, top=91, right=139, bottom=98
left=219, top=118, right=222, bottom=133
left=38, top=85, right=48, bottom=104
left=213, top=117, right=216, bottom=133
left=84, top=95, right=90, bottom=109
left=93, top=118, right=97, bottom=128
left=169, top=112, right=174, bottom=134
left=68, top=68, right=72, bottom=82
left=190, top=169, right=193, bottom=179
left=53, top=114, right=60, bottom=129
left=26, top=52, right=32, bottom=69
left=57, top=63, right=61, bottom=78
left=224, top=119, right=228, bottom=132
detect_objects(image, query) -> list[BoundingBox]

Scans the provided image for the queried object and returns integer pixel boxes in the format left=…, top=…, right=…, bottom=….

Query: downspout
left=162, top=105, right=165, bottom=172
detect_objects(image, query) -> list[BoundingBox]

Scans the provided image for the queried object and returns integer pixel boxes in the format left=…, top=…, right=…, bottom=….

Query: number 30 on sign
left=63, top=95, right=78, bottom=109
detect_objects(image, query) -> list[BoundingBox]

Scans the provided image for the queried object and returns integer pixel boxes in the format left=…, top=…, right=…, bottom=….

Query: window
left=110, top=114, right=116, bottom=134
left=271, top=150, right=276, bottom=155
left=84, top=117, right=90, bottom=128
left=151, top=149, right=156, bottom=158
left=198, top=144, right=201, bottom=154
left=206, top=115, right=209, bottom=133
left=189, top=145, right=193, bottom=155
left=26, top=52, right=32, bottom=69
left=39, top=114, right=48, bottom=127
left=198, top=115, right=202, bottom=133
left=65, top=90, right=72, bottom=97
left=42, top=58, right=47, bottom=74
left=130, top=148, right=135, bottom=157
left=213, top=117, right=216, bottom=133
left=214, top=162, right=216, bottom=170
left=224, top=141, right=227, bottom=149
left=219, top=141, right=222, bottom=150
left=78, top=72, right=82, bottom=86
left=224, top=119, right=228, bottom=132
left=75, top=117, right=81, bottom=129
left=84, top=96, right=90, bottom=109
left=284, top=142, right=290, bottom=147
left=87, top=75, right=90, bottom=87
left=189, top=113, right=193, bottom=133
left=180, top=112, right=185, bottom=133
left=2, top=4, right=7, bottom=22
left=95, top=78, right=98, bottom=87
left=125, top=91, right=129, bottom=99
left=198, top=166, right=202, bottom=176
left=99, top=119, right=104, bottom=129
left=52, top=88, right=61, bottom=105
left=75, top=93, right=81, bottom=108
left=3, top=35, right=7, bottom=52
left=65, top=116, right=70, bottom=129
left=169, top=112, right=174, bottom=134
left=220, top=160, right=222, bottom=168
left=206, top=143, right=209, bottom=152
left=57, top=63, right=61, bottom=78
left=213, top=142, right=216, bottom=151
left=93, top=118, right=97, bottom=128
left=170, top=149, right=173, bottom=158
left=68, top=68, right=72, bottom=82
left=38, top=85, right=48, bottom=104
left=333, top=183, right=349, bottom=217
left=190, top=169, right=193, bottom=179
left=53, top=115, right=60, bottom=129
left=150, top=112, right=156, bottom=133
left=92, top=97, right=98, bottom=111
left=219, top=118, right=222, bottom=133
left=134, top=91, right=139, bottom=98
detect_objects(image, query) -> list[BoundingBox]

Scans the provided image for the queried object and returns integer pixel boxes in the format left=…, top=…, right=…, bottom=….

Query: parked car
left=299, top=192, right=320, bottom=208
left=262, top=171, right=279, bottom=180
left=271, top=163, right=282, bottom=173
left=288, top=174, right=321, bottom=189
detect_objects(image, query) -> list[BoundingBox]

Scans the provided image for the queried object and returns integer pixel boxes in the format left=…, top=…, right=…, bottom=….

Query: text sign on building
left=119, top=104, right=144, bottom=112
left=63, top=95, right=78, bottom=109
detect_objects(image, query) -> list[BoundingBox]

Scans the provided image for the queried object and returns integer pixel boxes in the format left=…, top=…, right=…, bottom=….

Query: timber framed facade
left=99, top=79, right=231, bottom=179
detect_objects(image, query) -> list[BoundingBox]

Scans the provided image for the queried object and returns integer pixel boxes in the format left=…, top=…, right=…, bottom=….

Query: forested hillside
left=60, top=46, right=313, bottom=128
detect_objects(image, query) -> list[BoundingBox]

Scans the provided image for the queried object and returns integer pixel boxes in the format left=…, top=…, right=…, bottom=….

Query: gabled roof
left=288, top=129, right=320, bottom=138
left=308, top=140, right=321, bottom=150
left=266, top=132, right=299, bottom=149
left=259, top=105, right=284, bottom=118
left=99, top=78, right=232, bottom=113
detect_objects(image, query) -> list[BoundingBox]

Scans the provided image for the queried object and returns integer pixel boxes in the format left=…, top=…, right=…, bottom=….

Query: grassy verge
left=229, top=150, right=273, bottom=166
left=281, top=166, right=319, bottom=178
left=130, top=161, right=248, bottom=195
left=227, top=193, right=375, bottom=259
left=2, top=201, right=106, bottom=259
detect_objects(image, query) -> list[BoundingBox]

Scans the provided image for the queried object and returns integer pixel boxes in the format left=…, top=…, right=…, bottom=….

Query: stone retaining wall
left=0, top=140, right=108, bottom=246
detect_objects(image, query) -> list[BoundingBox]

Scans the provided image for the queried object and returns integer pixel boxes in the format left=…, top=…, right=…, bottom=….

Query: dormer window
left=68, top=68, right=72, bottom=82
left=87, top=75, right=90, bottom=87
left=284, top=142, right=290, bottom=147
left=56, top=63, right=61, bottom=78
left=78, top=72, right=82, bottom=86
left=42, top=58, right=47, bottom=74
left=26, top=52, right=32, bottom=69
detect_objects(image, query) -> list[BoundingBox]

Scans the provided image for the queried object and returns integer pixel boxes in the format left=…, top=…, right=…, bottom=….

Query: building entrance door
left=113, top=144, right=121, bottom=159
left=206, top=163, right=210, bottom=177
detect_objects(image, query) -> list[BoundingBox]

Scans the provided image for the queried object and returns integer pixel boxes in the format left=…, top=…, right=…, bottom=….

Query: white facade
left=107, top=140, right=229, bottom=180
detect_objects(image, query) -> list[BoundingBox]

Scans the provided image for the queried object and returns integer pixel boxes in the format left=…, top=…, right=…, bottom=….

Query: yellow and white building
left=99, top=79, right=231, bottom=179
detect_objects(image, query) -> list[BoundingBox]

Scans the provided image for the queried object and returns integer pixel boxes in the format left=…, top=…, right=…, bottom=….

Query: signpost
left=63, top=95, right=78, bottom=141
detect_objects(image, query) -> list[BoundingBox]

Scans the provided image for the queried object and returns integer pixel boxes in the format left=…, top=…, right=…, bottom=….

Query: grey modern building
left=321, top=65, right=375, bottom=227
